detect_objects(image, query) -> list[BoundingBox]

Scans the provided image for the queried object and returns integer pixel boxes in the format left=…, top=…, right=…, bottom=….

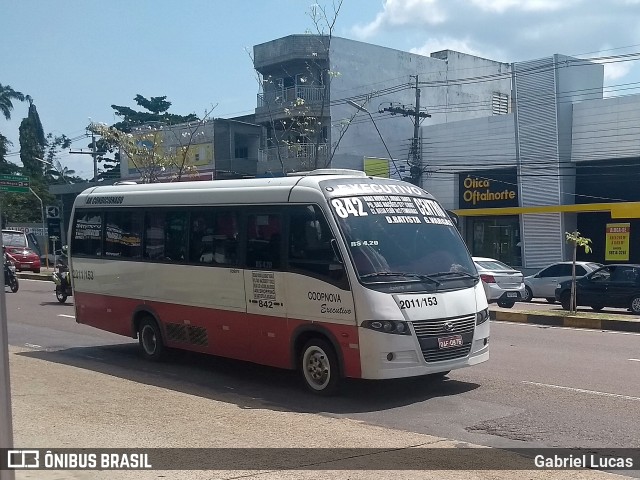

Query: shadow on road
left=18, top=344, right=481, bottom=414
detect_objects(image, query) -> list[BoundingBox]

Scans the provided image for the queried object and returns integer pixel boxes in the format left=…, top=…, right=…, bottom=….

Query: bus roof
left=73, top=170, right=427, bottom=208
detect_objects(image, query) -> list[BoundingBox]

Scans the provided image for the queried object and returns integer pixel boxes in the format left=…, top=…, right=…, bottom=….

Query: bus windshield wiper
left=429, top=271, right=479, bottom=280
left=359, top=272, right=441, bottom=285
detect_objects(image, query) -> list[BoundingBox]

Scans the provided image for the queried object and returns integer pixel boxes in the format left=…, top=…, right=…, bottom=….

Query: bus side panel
left=75, top=291, right=138, bottom=337
left=144, top=300, right=250, bottom=360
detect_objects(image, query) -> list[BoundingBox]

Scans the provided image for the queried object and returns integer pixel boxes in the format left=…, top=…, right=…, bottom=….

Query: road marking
left=522, top=381, right=640, bottom=402
left=24, top=343, right=42, bottom=349
left=629, top=358, right=640, bottom=362
left=57, top=314, right=75, bottom=319
left=493, top=320, right=640, bottom=336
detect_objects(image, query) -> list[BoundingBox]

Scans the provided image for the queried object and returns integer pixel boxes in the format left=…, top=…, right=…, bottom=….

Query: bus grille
left=423, top=344, right=472, bottom=363
left=411, top=314, right=475, bottom=363
left=166, top=323, right=209, bottom=347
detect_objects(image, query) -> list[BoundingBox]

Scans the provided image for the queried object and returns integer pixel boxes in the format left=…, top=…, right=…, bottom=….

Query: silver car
left=472, top=257, right=525, bottom=308
left=523, top=261, right=603, bottom=303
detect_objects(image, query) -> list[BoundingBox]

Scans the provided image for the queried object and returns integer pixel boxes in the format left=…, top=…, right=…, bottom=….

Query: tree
left=0, top=83, right=30, bottom=168
left=90, top=103, right=215, bottom=183
left=43, top=133, right=73, bottom=184
left=19, top=100, right=46, bottom=179
left=565, top=231, right=593, bottom=314
left=93, top=95, right=214, bottom=182
left=110, top=95, right=198, bottom=133
left=0, top=83, right=28, bottom=121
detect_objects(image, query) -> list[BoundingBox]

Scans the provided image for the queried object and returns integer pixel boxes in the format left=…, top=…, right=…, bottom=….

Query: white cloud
left=468, top=0, right=582, bottom=13
left=352, top=0, right=447, bottom=39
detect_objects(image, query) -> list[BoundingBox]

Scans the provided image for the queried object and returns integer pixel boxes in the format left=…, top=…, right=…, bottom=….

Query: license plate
left=438, top=335, right=463, bottom=349
left=506, top=292, right=518, bottom=298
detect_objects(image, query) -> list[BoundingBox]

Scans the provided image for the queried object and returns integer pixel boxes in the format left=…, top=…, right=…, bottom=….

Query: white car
left=523, top=261, right=603, bottom=303
left=473, top=256, right=525, bottom=308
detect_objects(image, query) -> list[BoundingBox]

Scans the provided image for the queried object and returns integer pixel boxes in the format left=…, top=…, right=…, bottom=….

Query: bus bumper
left=357, top=322, right=489, bottom=380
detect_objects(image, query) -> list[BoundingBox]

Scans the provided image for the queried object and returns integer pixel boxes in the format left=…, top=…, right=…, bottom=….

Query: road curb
left=490, top=309, right=640, bottom=332
left=17, top=272, right=54, bottom=281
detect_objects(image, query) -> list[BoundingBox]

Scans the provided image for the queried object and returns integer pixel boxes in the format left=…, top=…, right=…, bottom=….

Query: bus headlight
left=362, top=320, right=411, bottom=335
left=476, top=308, right=490, bottom=325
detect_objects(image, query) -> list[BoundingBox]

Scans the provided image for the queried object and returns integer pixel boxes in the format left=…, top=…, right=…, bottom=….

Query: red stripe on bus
left=74, top=292, right=361, bottom=378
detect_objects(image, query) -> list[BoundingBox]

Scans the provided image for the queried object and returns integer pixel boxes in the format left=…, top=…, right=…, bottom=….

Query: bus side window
left=288, top=205, right=347, bottom=288
left=246, top=213, right=281, bottom=270
left=72, top=211, right=103, bottom=256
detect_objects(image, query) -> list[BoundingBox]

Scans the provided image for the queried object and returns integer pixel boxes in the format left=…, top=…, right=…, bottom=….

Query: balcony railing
left=257, top=86, right=327, bottom=108
left=258, top=143, right=329, bottom=173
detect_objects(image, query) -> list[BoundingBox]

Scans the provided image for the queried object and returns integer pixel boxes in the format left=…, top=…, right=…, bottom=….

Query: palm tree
left=0, top=83, right=29, bottom=120
left=47, top=159, right=75, bottom=184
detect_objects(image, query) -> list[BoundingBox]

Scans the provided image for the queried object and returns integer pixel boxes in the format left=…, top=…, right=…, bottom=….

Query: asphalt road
left=4, top=279, right=640, bottom=454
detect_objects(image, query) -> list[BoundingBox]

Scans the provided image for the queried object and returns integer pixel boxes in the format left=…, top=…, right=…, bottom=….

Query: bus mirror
left=330, top=239, right=344, bottom=264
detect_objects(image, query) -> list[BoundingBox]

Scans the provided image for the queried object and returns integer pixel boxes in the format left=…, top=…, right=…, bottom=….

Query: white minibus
left=69, top=170, right=489, bottom=394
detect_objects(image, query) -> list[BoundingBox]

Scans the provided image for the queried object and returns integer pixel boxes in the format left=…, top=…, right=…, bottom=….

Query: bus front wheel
left=138, top=317, right=165, bottom=361
left=300, top=339, right=340, bottom=395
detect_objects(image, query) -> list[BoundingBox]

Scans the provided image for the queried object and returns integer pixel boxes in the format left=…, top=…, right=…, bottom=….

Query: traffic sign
left=0, top=175, right=29, bottom=193
left=46, top=206, right=60, bottom=219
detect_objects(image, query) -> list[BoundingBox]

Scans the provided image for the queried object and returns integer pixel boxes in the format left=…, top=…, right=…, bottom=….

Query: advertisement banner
left=605, top=223, right=630, bottom=261
left=363, top=157, right=390, bottom=178
left=458, top=168, right=518, bottom=209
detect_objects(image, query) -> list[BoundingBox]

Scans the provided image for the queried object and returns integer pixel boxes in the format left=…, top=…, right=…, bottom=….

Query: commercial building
left=422, top=55, right=640, bottom=268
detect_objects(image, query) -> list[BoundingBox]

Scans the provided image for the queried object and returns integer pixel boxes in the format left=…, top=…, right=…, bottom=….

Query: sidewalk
left=7, top=346, right=631, bottom=480
left=490, top=307, right=640, bottom=332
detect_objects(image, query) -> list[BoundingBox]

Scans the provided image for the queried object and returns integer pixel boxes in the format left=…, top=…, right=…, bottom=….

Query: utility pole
left=379, top=75, right=430, bottom=186
left=70, top=129, right=99, bottom=182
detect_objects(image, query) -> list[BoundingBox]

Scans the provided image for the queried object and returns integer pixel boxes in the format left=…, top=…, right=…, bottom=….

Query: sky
left=2, top=0, right=640, bottom=179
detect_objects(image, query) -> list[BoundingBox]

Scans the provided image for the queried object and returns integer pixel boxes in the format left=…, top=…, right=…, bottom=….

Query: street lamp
left=28, top=187, right=50, bottom=269
left=346, top=100, right=401, bottom=178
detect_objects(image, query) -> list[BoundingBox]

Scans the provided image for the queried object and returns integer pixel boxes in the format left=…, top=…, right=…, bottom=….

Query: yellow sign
left=605, top=223, right=630, bottom=261
left=363, top=157, right=390, bottom=178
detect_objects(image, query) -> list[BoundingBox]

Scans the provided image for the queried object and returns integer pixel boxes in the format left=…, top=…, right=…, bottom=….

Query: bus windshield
left=328, top=194, right=477, bottom=289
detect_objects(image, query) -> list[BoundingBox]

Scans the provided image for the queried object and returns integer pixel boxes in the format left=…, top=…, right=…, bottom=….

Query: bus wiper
left=359, top=272, right=441, bottom=285
left=429, top=271, right=479, bottom=280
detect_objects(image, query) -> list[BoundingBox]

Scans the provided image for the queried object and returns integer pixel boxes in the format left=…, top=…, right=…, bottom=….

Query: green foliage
left=0, top=133, right=18, bottom=175
left=19, top=101, right=46, bottom=179
left=565, top=231, right=592, bottom=254
left=565, top=231, right=593, bottom=314
left=0, top=83, right=28, bottom=121
left=110, top=94, right=199, bottom=133
left=0, top=177, right=54, bottom=226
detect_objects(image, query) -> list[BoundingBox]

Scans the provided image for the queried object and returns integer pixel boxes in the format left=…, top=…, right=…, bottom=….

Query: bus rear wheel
left=138, top=317, right=165, bottom=361
left=300, top=339, right=340, bottom=395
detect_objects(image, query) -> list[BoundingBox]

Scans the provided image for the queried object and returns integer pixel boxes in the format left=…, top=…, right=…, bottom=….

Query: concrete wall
left=572, top=94, right=640, bottom=162
left=420, top=114, right=517, bottom=209
left=328, top=38, right=512, bottom=175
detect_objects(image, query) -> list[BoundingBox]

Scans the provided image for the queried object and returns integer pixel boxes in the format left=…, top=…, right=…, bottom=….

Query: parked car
left=4, top=246, right=41, bottom=273
left=555, top=264, right=640, bottom=314
left=473, top=256, right=525, bottom=308
left=523, top=261, right=603, bottom=303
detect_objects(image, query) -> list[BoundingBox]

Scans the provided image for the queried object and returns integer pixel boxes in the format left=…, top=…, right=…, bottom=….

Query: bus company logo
left=442, top=321, right=454, bottom=332
left=7, top=449, right=40, bottom=469
left=85, top=195, right=125, bottom=205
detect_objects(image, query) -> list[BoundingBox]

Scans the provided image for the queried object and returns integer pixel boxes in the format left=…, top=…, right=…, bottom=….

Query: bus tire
left=138, top=317, right=165, bottom=361
left=300, top=338, right=340, bottom=395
